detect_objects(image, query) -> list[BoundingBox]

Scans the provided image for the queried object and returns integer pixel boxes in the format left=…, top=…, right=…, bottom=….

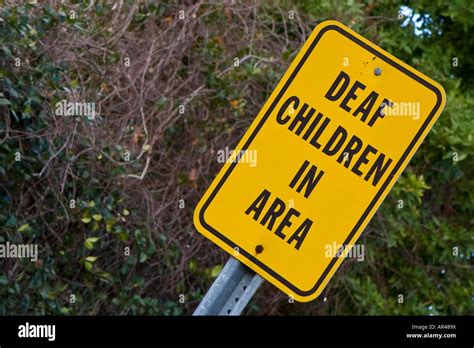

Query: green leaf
left=5, top=215, right=17, bottom=227
left=84, top=261, right=93, bottom=271
left=0, top=98, right=11, bottom=106
left=92, top=214, right=102, bottom=221
left=106, top=219, right=114, bottom=232
left=84, top=237, right=99, bottom=250
left=211, top=264, right=223, bottom=278
left=1, top=46, right=12, bottom=58
left=81, top=217, right=91, bottom=224
left=85, top=256, right=97, bottom=263
left=189, top=260, right=198, bottom=272
left=17, top=223, right=30, bottom=233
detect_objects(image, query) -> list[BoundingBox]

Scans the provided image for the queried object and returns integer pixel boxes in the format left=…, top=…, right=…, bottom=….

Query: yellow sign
left=194, top=20, right=446, bottom=302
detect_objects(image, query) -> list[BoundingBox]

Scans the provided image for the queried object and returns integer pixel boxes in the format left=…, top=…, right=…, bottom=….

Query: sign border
left=197, top=21, right=444, bottom=298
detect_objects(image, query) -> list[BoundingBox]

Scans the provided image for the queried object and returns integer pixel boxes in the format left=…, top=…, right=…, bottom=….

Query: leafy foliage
left=0, top=1, right=472, bottom=315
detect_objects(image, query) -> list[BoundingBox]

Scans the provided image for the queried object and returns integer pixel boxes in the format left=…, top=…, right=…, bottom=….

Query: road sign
left=194, top=20, right=446, bottom=302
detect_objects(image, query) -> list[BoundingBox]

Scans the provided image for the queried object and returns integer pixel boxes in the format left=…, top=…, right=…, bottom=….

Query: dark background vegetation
left=0, top=0, right=472, bottom=315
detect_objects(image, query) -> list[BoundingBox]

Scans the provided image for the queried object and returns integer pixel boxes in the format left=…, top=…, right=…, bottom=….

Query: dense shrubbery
left=0, top=1, right=472, bottom=315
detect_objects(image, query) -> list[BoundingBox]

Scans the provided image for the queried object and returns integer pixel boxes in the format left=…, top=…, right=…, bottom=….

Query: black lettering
left=302, top=112, right=323, bottom=140
left=260, top=197, right=286, bottom=231
left=336, top=135, right=363, bottom=168
left=295, top=165, right=325, bottom=198
left=288, top=103, right=316, bottom=136
left=322, top=126, right=348, bottom=156
left=287, top=219, right=313, bottom=250
left=274, top=208, right=300, bottom=239
left=368, top=98, right=393, bottom=127
left=339, top=80, right=366, bottom=112
left=324, top=71, right=350, bottom=101
left=351, top=144, right=377, bottom=176
left=309, top=116, right=331, bottom=149
left=364, top=153, right=393, bottom=186
left=353, top=91, right=379, bottom=122
left=289, top=160, right=310, bottom=190
left=245, top=189, right=271, bottom=221
left=276, top=96, right=300, bottom=125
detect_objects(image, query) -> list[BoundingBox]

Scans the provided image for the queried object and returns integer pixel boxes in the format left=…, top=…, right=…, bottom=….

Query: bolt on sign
left=194, top=20, right=446, bottom=302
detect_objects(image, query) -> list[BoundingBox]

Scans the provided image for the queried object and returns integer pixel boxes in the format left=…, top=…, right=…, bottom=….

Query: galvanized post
left=193, top=257, right=264, bottom=316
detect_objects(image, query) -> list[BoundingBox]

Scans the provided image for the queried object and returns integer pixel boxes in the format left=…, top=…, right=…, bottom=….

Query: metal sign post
left=193, top=257, right=264, bottom=316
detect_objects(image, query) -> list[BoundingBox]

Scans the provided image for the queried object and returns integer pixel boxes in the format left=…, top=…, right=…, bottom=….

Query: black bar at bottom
left=0, top=315, right=471, bottom=346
